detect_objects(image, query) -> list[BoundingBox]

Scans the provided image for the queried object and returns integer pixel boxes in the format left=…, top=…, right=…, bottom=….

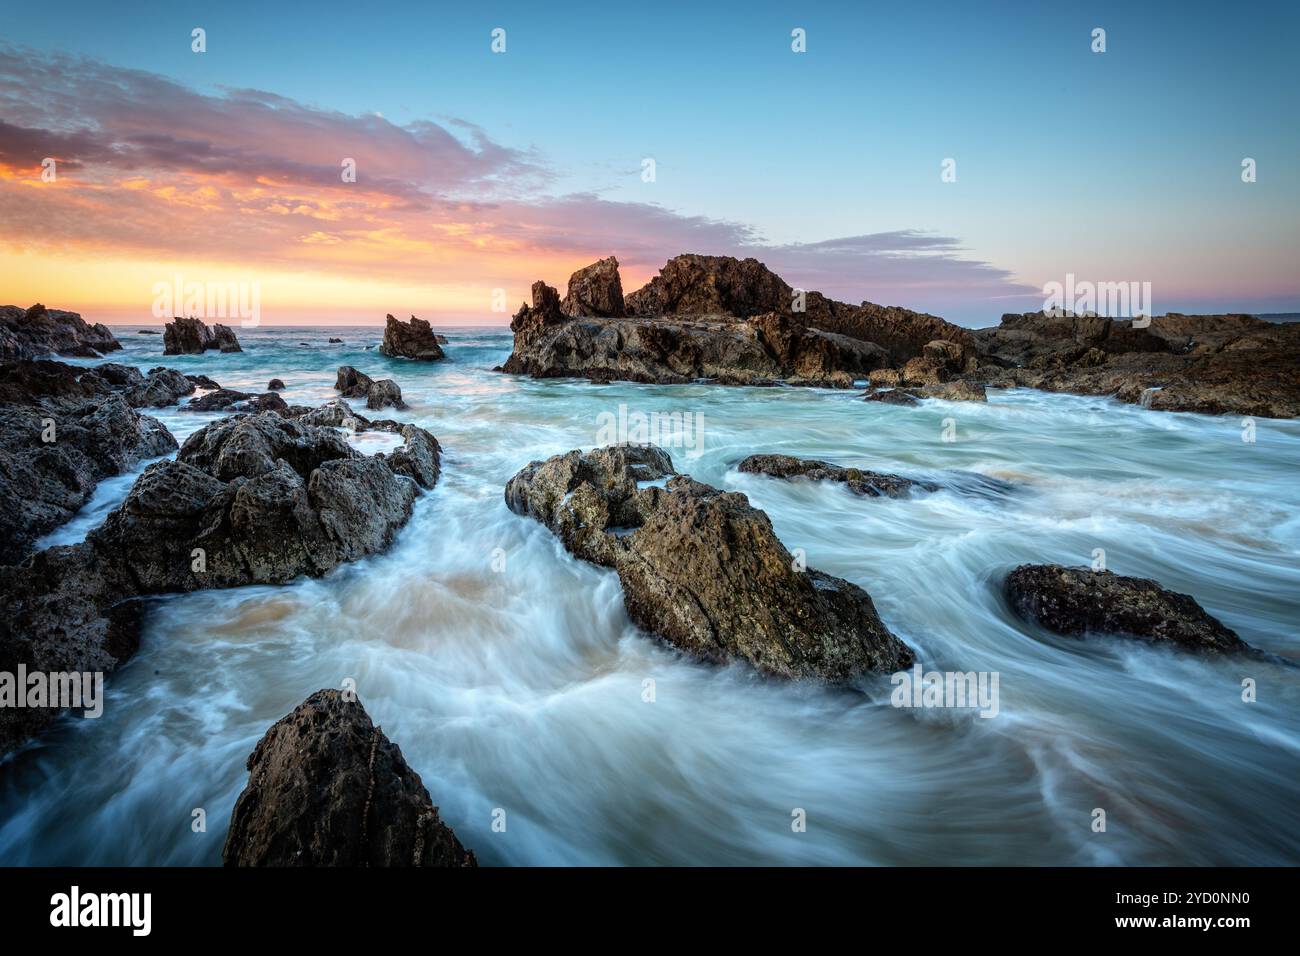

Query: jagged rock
left=0, top=361, right=177, bottom=564
left=561, top=256, right=626, bottom=317
left=187, top=373, right=221, bottom=390
left=365, top=379, right=406, bottom=411
left=1004, top=564, right=1250, bottom=653
left=737, top=454, right=929, bottom=497
left=506, top=446, right=914, bottom=680
left=900, top=355, right=949, bottom=386
left=503, top=253, right=970, bottom=386
left=334, top=366, right=406, bottom=410
left=162, top=317, right=242, bottom=355
left=970, top=313, right=1300, bottom=417
left=328, top=337, right=343, bottom=344
left=0, top=303, right=122, bottom=361
left=222, top=690, right=476, bottom=867
left=379, top=315, right=445, bottom=361
left=0, top=409, right=442, bottom=755
left=268, top=378, right=285, bottom=391
left=181, top=388, right=289, bottom=415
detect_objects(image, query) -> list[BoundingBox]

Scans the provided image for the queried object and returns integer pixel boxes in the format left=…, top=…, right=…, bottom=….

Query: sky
left=1, top=0, right=1297, bottom=327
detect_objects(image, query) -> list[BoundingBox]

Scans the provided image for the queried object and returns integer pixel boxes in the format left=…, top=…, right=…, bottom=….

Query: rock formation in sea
left=268, top=378, right=285, bottom=391
left=968, top=311, right=1300, bottom=417
left=0, top=408, right=442, bottom=755
left=162, top=317, right=243, bottom=355
left=737, top=454, right=931, bottom=497
left=0, top=360, right=192, bottom=564
left=0, top=303, right=122, bottom=361
left=505, top=445, right=914, bottom=679
left=180, top=387, right=289, bottom=415
left=379, top=315, right=446, bottom=361
left=1003, top=564, right=1250, bottom=653
left=333, top=366, right=407, bottom=410
left=500, top=255, right=971, bottom=388
left=223, top=689, right=476, bottom=867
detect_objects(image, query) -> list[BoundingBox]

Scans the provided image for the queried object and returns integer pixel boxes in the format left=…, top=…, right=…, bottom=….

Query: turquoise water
left=2, top=324, right=1298, bottom=865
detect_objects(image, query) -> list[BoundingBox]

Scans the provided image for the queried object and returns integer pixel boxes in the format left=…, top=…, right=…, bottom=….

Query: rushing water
left=2, top=325, right=1298, bottom=866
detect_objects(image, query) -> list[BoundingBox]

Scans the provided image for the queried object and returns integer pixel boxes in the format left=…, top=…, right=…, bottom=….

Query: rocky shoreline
left=0, top=293, right=1285, bottom=866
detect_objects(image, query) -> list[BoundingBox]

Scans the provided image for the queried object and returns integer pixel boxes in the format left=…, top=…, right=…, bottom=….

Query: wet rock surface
left=379, top=315, right=446, bottom=361
left=0, top=360, right=179, bottom=564
left=1004, top=564, right=1250, bottom=653
left=334, top=365, right=407, bottom=410
left=0, top=407, right=442, bottom=755
left=223, top=689, right=476, bottom=867
left=163, top=317, right=242, bottom=355
left=737, top=454, right=930, bottom=497
left=506, top=445, right=914, bottom=680
left=0, top=303, right=122, bottom=361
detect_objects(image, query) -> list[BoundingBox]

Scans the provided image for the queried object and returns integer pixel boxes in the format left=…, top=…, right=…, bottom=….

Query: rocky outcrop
left=0, top=408, right=442, bottom=755
left=379, top=315, right=446, bottom=361
left=506, top=446, right=914, bottom=680
left=162, top=317, right=242, bottom=355
left=1003, top=564, right=1250, bottom=653
left=737, top=454, right=930, bottom=497
left=223, top=690, right=476, bottom=867
left=333, top=366, right=407, bottom=410
left=268, top=378, right=285, bottom=391
left=502, top=254, right=973, bottom=387
left=0, top=303, right=122, bottom=361
left=180, top=387, right=290, bottom=415
left=561, top=255, right=625, bottom=317
left=969, top=312, right=1300, bottom=417
left=0, top=361, right=180, bottom=564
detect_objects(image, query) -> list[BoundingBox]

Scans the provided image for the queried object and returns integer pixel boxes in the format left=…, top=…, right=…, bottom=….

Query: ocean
left=1, top=324, right=1298, bottom=865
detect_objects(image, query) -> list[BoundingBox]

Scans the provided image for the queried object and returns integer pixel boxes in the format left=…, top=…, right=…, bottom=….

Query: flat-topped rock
left=737, top=454, right=930, bottom=497
left=1004, top=564, right=1250, bottom=653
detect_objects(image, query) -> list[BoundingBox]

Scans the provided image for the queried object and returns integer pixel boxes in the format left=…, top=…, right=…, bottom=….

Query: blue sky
left=2, top=0, right=1297, bottom=324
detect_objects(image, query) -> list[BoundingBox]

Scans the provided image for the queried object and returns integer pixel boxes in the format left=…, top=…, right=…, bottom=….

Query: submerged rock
left=223, top=690, right=476, bottom=867
left=1003, top=564, right=1250, bottom=653
left=162, top=317, right=242, bottom=355
left=506, top=446, right=914, bottom=680
left=737, top=454, right=930, bottom=497
left=379, top=315, right=446, bottom=361
left=0, top=408, right=442, bottom=755
left=0, top=303, right=122, bottom=361
left=863, top=388, right=919, bottom=406
left=181, top=388, right=289, bottom=415
left=917, top=380, right=987, bottom=402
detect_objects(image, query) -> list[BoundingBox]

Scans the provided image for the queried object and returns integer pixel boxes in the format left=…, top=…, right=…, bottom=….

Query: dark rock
left=187, top=373, right=221, bottom=390
left=0, top=303, right=122, bottom=361
left=328, top=337, right=343, bottom=344
left=222, top=690, right=476, bottom=867
left=864, top=388, right=919, bottom=406
left=561, top=256, right=626, bottom=317
left=0, top=361, right=178, bottom=564
left=181, top=388, right=289, bottom=415
left=162, top=317, right=242, bottom=355
left=334, top=366, right=406, bottom=410
left=138, top=329, right=160, bottom=334
left=0, top=408, right=442, bottom=755
left=506, top=446, right=914, bottom=680
left=365, top=379, right=406, bottom=411
left=917, top=380, right=987, bottom=402
left=379, top=315, right=445, bottom=361
left=737, top=454, right=930, bottom=497
left=268, top=378, right=285, bottom=391
left=624, top=254, right=798, bottom=319
left=1003, top=564, right=1250, bottom=653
